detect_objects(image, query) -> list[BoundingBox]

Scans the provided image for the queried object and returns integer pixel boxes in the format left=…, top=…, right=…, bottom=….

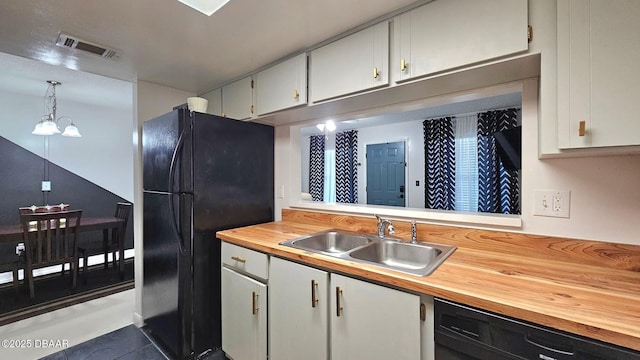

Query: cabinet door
left=256, top=53, right=307, bottom=116
left=330, top=273, right=420, bottom=360
left=201, top=88, right=222, bottom=116
left=269, top=257, right=328, bottom=360
left=558, top=0, right=640, bottom=148
left=222, top=76, right=254, bottom=120
left=393, top=0, right=528, bottom=82
left=310, top=21, right=389, bottom=103
left=221, top=267, right=267, bottom=360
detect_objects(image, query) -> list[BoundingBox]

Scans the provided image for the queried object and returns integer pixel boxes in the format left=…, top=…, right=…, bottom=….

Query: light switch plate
left=533, top=190, right=570, bottom=218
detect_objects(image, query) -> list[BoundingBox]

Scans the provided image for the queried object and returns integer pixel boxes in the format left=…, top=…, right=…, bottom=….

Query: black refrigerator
left=142, top=109, right=274, bottom=359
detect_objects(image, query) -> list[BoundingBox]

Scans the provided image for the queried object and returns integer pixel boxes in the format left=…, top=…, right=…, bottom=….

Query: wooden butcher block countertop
left=216, top=210, right=640, bottom=352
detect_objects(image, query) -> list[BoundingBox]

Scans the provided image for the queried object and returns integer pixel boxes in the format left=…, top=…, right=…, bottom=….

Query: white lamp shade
left=32, top=122, right=46, bottom=135
left=61, top=124, right=82, bottom=137
left=43, top=119, right=60, bottom=135
left=32, top=119, right=60, bottom=135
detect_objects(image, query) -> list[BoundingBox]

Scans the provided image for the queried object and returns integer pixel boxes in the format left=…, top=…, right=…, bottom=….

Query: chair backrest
left=115, top=202, right=132, bottom=226
left=19, top=204, right=68, bottom=214
left=20, top=210, right=82, bottom=268
left=113, top=202, right=132, bottom=244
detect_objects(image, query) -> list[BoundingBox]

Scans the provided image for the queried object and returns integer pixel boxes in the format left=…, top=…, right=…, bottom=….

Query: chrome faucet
left=375, top=214, right=395, bottom=238
left=410, top=220, right=417, bottom=244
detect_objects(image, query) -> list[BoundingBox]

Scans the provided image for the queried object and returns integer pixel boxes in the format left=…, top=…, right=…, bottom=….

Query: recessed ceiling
left=0, top=0, right=420, bottom=94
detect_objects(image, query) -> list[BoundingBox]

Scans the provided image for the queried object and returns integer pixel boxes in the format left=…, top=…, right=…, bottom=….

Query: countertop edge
left=217, top=220, right=640, bottom=352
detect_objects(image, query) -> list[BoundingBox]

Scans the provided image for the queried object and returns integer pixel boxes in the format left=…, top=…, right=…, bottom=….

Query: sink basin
left=279, top=229, right=456, bottom=276
left=280, top=230, right=373, bottom=254
left=348, top=240, right=455, bottom=276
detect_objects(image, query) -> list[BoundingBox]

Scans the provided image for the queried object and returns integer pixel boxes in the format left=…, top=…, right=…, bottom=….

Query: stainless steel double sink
left=279, top=229, right=456, bottom=276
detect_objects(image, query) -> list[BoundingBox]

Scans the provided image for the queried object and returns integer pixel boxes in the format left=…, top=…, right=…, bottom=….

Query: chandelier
left=32, top=80, right=82, bottom=137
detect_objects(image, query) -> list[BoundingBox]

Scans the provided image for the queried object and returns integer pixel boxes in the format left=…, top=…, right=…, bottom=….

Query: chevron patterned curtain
left=309, top=135, right=325, bottom=201
left=477, top=109, right=520, bottom=214
left=423, top=117, right=456, bottom=210
left=335, top=130, right=358, bottom=203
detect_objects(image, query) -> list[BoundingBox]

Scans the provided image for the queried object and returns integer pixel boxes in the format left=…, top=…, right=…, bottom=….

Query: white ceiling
left=0, top=0, right=420, bottom=96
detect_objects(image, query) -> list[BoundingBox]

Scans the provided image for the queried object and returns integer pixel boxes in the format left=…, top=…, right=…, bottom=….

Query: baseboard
left=0, top=281, right=134, bottom=326
left=132, top=311, right=144, bottom=327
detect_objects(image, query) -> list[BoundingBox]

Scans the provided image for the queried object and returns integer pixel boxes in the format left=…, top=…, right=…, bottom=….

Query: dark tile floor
left=39, top=325, right=228, bottom=360
left=39, top=325, right=167, bottom=360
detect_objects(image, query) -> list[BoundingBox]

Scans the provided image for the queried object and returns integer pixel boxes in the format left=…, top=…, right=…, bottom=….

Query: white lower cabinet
left=221, top=267, right=267, bottom=360
left=221, top=242, right=268, bottom=360
left=330, top=273, right=421, bottom=360
left=269, top=257, right=328, bottom=360
left=268, top=256, right=429, bottom=360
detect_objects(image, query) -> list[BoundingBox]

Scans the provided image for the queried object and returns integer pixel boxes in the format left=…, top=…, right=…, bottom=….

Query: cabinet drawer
left=222, top=242, right=268, bottom=280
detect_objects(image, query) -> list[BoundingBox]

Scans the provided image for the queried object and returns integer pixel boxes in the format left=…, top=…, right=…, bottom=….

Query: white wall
left=136, top=81, right=194, bottom=122
left=0, top=75, right=134, bottom=201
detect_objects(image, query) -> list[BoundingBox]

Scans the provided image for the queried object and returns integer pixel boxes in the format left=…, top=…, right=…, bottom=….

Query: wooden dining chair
left=19, top=205, right=69, bottom=277
left=19, top=210, right=82, bottom=299
left=78, top=202, right=132, bottom=280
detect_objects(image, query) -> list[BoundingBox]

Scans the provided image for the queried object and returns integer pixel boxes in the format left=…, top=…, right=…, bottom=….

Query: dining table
left=0, top=216, right=127, bottom=279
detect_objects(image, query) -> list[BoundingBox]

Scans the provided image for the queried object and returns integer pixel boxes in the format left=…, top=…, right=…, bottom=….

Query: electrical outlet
left=533, top=190, right=571, bottom=218
left=16, top=243, right=25, bottom=255
left=553, top=195, right=563, bottom=212
left=41, top=181, right=51, bottom=191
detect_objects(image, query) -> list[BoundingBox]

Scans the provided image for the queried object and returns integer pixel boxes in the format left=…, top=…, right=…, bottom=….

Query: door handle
left=168, top=128, right=189, bottom=254
left=579, top=120, right=586, bottom=137
left=336, top=286, right=343, bottom=317
left=399, top=185, right=405, bottom=193
left=311, top=279, right=319, bottom=308
left=252, top=291, right=259, bottom=315
left=231, top=256, right=246, bottom=263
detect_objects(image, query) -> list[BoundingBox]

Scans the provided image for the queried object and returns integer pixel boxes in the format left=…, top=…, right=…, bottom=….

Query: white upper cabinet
left=392, top=0, right=528, bottom=83
left=200, top=87, right=222, bottom=117
left=222, top=76, right=254, bottom=120
left=310, top=21, right=389, bottom=103
left=557, top=0, right=640, bottom=149
left=256, top=53, right=307, bottom=116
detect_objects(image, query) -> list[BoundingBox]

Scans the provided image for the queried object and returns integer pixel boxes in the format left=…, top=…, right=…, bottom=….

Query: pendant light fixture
left=32, top=80, right=82, bottom=137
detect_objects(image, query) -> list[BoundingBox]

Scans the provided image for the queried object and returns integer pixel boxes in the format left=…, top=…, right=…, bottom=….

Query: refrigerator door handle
left=169, top=129, right=188, bottom=254
left=168, top=129, right=186, bottom=193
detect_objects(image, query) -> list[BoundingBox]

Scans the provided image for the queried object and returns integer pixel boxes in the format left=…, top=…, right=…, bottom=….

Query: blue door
left=366, top=142, right=406, bottom=207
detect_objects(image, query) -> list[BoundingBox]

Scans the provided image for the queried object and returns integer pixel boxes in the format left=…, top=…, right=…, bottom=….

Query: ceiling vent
left=55, top=33, right=121, bottom=60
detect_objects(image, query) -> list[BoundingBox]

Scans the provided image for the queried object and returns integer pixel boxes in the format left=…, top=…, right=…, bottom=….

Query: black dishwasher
left=434, top=298, right=640, bottom=360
